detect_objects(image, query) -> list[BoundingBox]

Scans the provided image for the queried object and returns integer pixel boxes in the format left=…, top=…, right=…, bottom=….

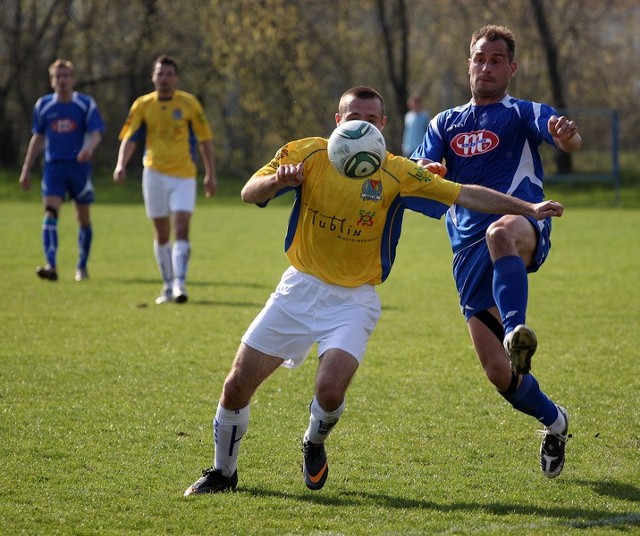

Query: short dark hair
left=470, top=25, right=516, bottom=62
left=339, top=86, right=385, bottom=116
left=153, top=54, right=179, bottom=74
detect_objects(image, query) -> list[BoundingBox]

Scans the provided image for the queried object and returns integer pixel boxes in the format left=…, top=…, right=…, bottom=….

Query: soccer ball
left=327, top=120, right=386, bottom=178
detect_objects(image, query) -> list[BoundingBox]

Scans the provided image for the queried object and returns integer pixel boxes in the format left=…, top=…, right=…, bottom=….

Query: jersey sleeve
left=118, top=98, right=144, bottom=141
left=403, top=165, right=461, bottom=218
left=249, top=138, right=323, bottom=204
left=189, top=97, right=213, bottom=142
left=85, top=96, right=105, bottom=133
left=31, top=98, right=45, bottom=135
left=534, top=102, right=560, bottom=147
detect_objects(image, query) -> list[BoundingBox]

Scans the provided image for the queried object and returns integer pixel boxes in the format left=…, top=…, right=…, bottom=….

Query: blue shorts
left=453, top=217, right=552, bottom=320
left=41, top=161, right=95, bottom=204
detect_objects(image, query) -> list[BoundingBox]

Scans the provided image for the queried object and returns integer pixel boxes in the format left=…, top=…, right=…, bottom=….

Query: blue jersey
left=411, top=95, right=558, bottom=253
left=32, top=91, right=105, bottom=163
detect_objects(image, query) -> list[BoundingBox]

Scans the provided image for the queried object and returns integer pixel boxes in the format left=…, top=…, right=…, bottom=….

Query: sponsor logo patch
left=451, top=130, right=499, bottom=157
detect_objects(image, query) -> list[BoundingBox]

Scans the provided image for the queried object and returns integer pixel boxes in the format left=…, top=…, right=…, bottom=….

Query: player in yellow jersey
left=113, top=55, right=217, bottom=304
left=184, top=86, right=564, bottom=495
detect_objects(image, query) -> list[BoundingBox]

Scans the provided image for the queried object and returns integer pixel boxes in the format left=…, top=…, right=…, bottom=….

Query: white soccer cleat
left=172, top=281, right=188, bottom=304
left=74, top=268, right=89, bottom=282
left=155, top=286, right=173, bottom=305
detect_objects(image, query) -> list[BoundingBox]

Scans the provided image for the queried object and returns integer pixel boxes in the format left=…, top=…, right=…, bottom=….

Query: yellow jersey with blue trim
left=251, top=136, right=462, bottom=287
left=118, top=89, right=213, bottom=178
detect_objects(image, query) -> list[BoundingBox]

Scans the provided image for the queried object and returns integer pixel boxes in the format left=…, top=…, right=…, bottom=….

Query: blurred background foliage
left=0, top=0, right=637, bottom=179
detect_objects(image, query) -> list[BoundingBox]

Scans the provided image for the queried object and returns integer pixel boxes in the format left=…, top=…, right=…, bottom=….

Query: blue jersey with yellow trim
left=32, top=91, right=105, bottom=162
left=251, top=137, right=462, bottom=287
left=412, top=95, right=558, bottom=253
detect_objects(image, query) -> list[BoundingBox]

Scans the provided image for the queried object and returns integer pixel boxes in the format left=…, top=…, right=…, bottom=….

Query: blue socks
left=42, top=215, right=58, bottom=267
left=493, top=255, right=528, bottom=334
left=500, top=373, right=558, bottom=426
left=78, top=224, right=92, bottom=269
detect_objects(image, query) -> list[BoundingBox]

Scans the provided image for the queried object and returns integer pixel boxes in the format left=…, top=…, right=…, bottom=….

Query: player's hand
left=77, top=148, right=93, bottom=163
left=416, top=158, right=447, bottom=177
left=19, top=171, right=31, bottom=191
left=204, top=175, right=218, bottom=198
left=113, top=166, right=126, bottom=184
left=424, top=161, right=447, bottom=177
left=276, top=163, right=304, bottom=187
left=548, top=115, right=578, bottom=142
left=531, top=200, right=564, bottom=219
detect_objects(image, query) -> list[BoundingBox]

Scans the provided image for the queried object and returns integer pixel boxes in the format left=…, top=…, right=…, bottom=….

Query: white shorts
left=142, top=167, right=196, bottom=218
left=242, top=266, right=381, bottom=369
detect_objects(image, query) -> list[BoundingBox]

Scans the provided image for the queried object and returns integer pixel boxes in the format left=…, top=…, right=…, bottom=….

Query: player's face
left=50, top=67, right=74, bottom=96
left=468, top=37, right=517, bottom=105
left=336, top=97, right=387, bottom=131
left=152, top=63, right=178, bottom=96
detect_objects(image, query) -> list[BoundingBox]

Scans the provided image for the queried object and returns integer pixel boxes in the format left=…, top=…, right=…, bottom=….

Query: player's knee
left=44, top=205, right=59, bottom=219
left=315, top=384, right=345, bottom=412
left=221, top=376, right=252, bottom=408
left=485, top=221, right=512, bottom=247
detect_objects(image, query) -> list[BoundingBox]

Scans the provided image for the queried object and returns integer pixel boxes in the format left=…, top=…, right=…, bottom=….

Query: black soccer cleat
left=184, top=467, right=238, bottom=496
left=302, top=440, right=328, bottom=490
left=539, top=405, right=570, bottom=478
left=36, top=264, right=58, bottom=281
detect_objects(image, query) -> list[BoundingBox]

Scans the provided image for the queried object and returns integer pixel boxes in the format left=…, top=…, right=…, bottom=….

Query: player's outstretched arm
left=549, top=115, right=582, bottom=153
left=456, top=184, right=564, bottom=220
left=241, top=163, right=304, bottom=205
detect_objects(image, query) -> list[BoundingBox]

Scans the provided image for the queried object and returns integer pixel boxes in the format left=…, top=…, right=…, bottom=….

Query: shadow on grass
left=110, top=277, right=271, bottom=291
left=577, top=479, right=640, bottom=502
left=238, top=480, right=640, bottom=529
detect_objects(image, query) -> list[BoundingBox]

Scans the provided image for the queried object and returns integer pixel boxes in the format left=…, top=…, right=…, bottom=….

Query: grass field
left=1, top=181, right=639, bottom=534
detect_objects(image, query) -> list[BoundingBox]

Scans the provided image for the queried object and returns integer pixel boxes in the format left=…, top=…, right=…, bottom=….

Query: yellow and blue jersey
left=251, top=137, right=462, bottom=287
left=118, top=89, right=212, bottom=178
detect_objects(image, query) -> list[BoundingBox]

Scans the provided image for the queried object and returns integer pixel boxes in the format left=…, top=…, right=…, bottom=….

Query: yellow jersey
left=118, top=89, right=213, bottom=178
left=250, top=137, right=462, bottom=287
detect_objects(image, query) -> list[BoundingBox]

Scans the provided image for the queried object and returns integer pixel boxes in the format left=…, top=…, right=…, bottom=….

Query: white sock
left=154, top=241, right=173, bottom=286
left=547, top=405, right=567, bottom=435
left=304, top=397, right=345, bottom=445
left=172, top=240, right=190, bottom=282
left=214, top=403, right=249, bottom=477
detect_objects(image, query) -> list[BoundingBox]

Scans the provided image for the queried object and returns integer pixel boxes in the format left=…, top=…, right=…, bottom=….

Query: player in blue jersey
left=183, top=85, right=566, bottom=496
left=20, top=59, right=105, bottom=282
left=412, top=25, right=582, bottom=478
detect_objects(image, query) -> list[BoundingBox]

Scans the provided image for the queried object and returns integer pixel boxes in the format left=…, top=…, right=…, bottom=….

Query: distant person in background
left=402, top=94, right=430, bottom=157
left=19, top=59, right=105, bottom=282
left=113, top=55, right=217, bottom=305
left=412, top=24, right=582, bottom=478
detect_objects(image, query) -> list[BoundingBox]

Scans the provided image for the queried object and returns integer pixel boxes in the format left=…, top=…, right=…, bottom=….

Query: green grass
left=1, top=189, right=639, bottom=534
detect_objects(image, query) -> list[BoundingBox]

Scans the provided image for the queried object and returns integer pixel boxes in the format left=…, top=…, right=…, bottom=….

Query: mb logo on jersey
left=451, top=130, right=499, bottom=157
left=51, top=119, right=78, bottom=133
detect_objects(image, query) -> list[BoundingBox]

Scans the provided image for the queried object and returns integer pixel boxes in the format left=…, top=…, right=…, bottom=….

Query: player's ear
left=379, top=116, right=387, bottom=130
left=510, top=61, right=518, bottom=78
left=335, top=113, right=342, bottom=126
